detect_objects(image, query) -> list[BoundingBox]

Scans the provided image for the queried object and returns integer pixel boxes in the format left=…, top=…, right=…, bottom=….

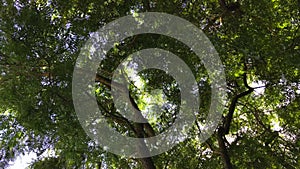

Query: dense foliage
left=0, top=0, right=299, bottom=168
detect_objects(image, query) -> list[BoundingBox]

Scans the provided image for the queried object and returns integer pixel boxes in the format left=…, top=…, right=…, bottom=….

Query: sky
left=7, top=149, right=56, bottom=169
left=8, top=152, right=37, bottom=169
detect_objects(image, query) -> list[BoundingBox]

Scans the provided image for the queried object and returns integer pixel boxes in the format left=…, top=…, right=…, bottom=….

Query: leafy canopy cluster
left=0, top=0, right=299, bottom=168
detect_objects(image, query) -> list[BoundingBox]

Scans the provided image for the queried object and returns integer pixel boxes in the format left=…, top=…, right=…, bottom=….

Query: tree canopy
left=0, top=0, right=299, bottom=168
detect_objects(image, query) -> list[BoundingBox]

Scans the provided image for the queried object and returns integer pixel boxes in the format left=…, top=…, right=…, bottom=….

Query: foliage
left=0, top=0, right=299, bottom=168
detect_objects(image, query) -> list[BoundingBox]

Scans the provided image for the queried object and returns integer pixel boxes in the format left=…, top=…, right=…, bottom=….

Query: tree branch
left=94, top=73, right=156, bottom=169
left=219, top=0, right=228, bottom=10
left=143, top=0, right=151, bottom=11
left=223, top=73, right=254, bottom=134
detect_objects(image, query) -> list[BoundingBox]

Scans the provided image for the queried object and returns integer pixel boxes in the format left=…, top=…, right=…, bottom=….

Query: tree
left=0, top=0, right=299, bottom=168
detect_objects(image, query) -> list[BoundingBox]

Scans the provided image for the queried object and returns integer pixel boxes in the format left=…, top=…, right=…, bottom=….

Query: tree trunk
left=217, top=128, right=233, bottom=169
